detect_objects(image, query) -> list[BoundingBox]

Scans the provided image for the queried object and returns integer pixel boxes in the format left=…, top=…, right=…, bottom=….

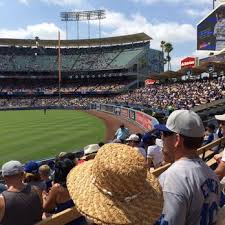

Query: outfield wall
left=91, top=103, right=159, bottom=131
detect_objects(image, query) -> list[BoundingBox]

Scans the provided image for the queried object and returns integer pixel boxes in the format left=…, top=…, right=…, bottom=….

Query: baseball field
left=0, top=110, right=106, bottom=166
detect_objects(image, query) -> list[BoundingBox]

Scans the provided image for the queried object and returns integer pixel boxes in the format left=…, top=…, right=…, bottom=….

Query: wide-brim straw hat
left=67, top=143, right=163, bottom=225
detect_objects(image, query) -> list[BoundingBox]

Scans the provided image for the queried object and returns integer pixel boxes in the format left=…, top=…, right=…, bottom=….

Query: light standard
left=213, top=0, right=216, bottom=9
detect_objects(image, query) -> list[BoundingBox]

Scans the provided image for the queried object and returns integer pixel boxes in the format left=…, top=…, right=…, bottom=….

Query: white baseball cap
left=155, top=110, right=205, bottom=138
left=84, top=144, right=100, bottom=155
left=126, top=134, right=140, bottom=142
left=215, top=114, right=225, bottom=121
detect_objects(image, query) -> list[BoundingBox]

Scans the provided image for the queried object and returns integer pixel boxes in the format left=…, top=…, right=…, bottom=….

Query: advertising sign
left=197, top=4, right=225, bottom=51
left=135, top=112, right=159, bottom=131
left=181, top=57, right=196, bottom=69
left=145, top=79, right=156, bottom=85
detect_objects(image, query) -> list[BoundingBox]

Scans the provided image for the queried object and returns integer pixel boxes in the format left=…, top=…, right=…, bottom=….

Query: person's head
left=67, top=143, right=163, bottom=225
left=215, top=114, right=225, bottom=133
left=155, top=110, right=205, bottom=163
left=120, top=124, right=125, bottom=129
left=2, top=160, right=24, bottom=185
left=39, top=164, right=51, bottom=180
left=207, top=124, right=216, bottom=133
left=142, top=133, right=156, bottom=148
left=24, top=160, right=41, bottom=182
left=54, top=158, right=74, bottom=187
left=126, top=134, right=140, bottom=147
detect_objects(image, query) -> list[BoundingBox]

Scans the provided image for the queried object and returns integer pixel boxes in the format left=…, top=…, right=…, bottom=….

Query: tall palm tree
left=160, top=41, right=166, bottom=53
left=164, top=42, right=173, bottom=71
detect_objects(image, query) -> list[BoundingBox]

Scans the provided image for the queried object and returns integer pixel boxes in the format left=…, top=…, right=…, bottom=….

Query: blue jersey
left=157, top=158, right=220, bottom=225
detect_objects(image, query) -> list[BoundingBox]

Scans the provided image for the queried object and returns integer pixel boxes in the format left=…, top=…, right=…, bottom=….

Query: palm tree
left=164, top=42, right=173, bottom=71
left=160, top=41, right=166, bottom=53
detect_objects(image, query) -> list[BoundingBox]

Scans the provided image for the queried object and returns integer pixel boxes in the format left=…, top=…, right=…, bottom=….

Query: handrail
left=152, top=163, right=171, bottom=177
left=197, top=137, right=225, bottom=157
left=34, top=207, right=81, bottom=225
left=151, top=137, right=225, bottom=177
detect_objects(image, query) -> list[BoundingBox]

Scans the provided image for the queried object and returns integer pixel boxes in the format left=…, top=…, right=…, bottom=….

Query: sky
left=0, top=0, right=224, bottom=69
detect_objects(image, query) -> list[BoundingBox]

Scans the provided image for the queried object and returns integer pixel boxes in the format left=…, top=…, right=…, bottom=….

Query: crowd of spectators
left=0, top=76, right=223, bottom=113
left=0, top=77, right=131, bottom=94
left=112, top=76, right=225, bottom=110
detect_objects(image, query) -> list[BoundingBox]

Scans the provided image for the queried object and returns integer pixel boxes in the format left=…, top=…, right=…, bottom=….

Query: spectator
left=43, top=159, right=75, bottom=213
left=0, top=160, right=42, bottom=225
left=217, top=120, right=224, bottom=138
left=126, top=134, right=147, bottom=158
left=114, top=124, right=130, bottom=143
left=39, top=165, right=52, bottom=192
left=24, top=160, right=46, bottom=191
left=67, top=143, right=163, bottom=225
left=146, top=135, right=163, bottom=168
left=214, top=114, right=225, bottom=180
left=155, top=110, right=220, bottom=225
left=204, top=123, right=219, bottom=152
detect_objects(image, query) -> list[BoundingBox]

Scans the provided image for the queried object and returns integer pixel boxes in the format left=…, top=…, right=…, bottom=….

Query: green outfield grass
left=0, top=110, right=106, bottom=166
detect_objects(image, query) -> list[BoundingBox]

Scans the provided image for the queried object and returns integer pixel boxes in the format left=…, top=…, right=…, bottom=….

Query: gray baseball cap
left=2, top=160, right=24, bottom=177
left=155, top=110, right=205, bottom=138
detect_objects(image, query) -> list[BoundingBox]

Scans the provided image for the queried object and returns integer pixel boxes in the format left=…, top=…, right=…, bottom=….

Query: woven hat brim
left=67, top=161, right=163, bottom=225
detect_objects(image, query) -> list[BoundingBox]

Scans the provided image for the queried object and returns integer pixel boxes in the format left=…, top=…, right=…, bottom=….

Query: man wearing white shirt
left=155, top=110, right=220, bottom=225
left=147, top=135, right=163, bottom=168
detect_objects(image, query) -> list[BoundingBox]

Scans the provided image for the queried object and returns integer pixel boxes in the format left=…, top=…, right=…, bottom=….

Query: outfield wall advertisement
left=197, top=4, right=225, bottom=51
left=96, top=104, right=159, bottom=131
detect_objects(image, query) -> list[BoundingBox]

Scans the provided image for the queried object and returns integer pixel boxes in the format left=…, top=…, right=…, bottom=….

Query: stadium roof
left=0, top=33, right=151, bottom=47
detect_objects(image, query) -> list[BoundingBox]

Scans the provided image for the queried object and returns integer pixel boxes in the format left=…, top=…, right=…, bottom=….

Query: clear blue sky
left=0, top=0, right=222, bottom=69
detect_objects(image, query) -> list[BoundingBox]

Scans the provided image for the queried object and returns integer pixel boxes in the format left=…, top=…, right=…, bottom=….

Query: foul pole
left=58, top=31, right=61, bottom=101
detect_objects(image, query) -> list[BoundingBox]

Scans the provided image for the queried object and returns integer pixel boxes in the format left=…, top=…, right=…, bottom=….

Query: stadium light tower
left=213, top=0, right=216, bottom=9
left=60, top=10, right=106, bottom=40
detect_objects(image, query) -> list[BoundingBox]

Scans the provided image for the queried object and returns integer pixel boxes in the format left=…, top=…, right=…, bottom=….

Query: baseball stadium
left=0, top=1, right=225, bottom=225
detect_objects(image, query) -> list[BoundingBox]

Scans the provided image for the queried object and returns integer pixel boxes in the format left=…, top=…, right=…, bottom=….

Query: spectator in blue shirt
left=114, top=124, right=130, bottom=143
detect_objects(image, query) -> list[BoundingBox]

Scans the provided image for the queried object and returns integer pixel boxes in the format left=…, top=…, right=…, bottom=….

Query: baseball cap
left=155, top=110, right=205, bottom=138
left=2, top=160, right=24, bottom=177
left=215, top=114, right=225, bottom=121
left=84, top=144, right=100, bottom=155
left=142, top=133, right=156, bottom=144
left=126, top=134, right=140, bottom=142
left=24, top=160, right=39, bottom=174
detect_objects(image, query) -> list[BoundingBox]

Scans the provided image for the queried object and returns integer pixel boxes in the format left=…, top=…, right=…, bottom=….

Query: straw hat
left=67, top=143, right=163, bottom=225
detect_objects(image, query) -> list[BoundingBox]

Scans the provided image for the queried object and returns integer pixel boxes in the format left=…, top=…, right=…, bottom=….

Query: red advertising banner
left=121, top=108, right=128, bottom=118
left=145, top=79, right=156, bottom=85
left=181, top=57, right=196, bottom=69
left=136, top=111, right=154, bottom=130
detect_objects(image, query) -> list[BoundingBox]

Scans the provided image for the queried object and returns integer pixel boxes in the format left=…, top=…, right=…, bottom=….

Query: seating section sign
left=129, top=109, right=136, bottom=120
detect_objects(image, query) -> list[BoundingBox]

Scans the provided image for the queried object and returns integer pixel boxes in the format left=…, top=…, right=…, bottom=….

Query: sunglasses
left=162, top=131, right=175, bottom=137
